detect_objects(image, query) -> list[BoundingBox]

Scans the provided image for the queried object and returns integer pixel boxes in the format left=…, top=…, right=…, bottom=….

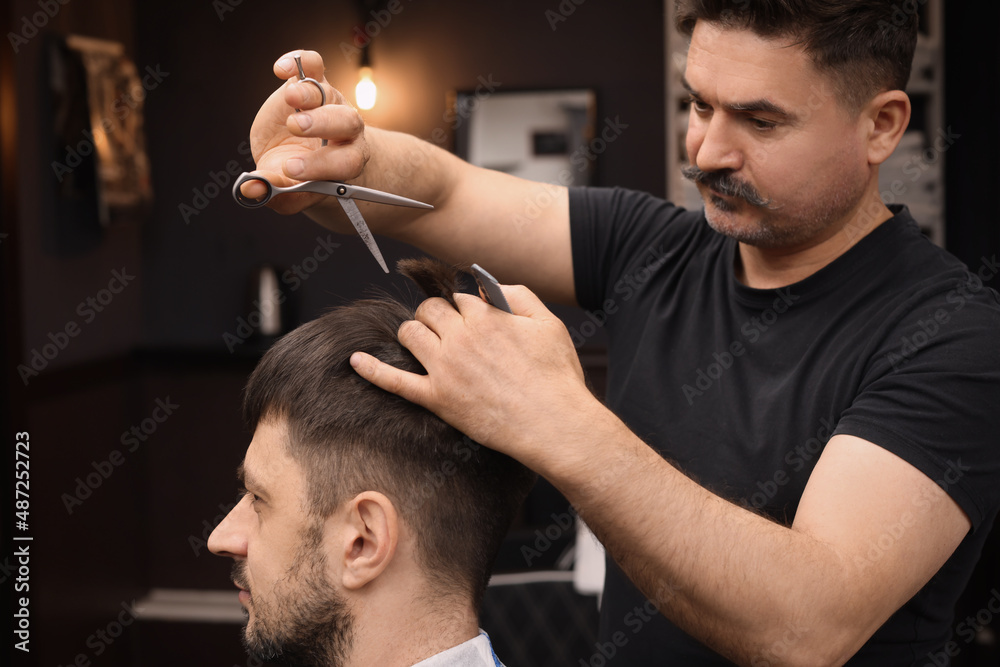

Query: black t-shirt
left=569, top=186, right=1000, bottom=665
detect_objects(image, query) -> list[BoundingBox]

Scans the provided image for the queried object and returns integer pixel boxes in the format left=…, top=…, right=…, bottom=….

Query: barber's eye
left=685, top=95, right=710, bottom=113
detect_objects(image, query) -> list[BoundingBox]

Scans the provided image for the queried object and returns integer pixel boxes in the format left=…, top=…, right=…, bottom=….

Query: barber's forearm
left=542, top=406, right=862, bottom=666
left=307, top=127, right=576, bottom=303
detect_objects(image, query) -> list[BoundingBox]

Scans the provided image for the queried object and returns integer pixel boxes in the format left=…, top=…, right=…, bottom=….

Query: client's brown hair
left=243, top=258, right=536, bottom=607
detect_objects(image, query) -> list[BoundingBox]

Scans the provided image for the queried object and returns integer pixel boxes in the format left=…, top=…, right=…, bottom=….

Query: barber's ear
left=336, top=491, right=399, bottom=590
left=864, top=89, right=911, bottom=166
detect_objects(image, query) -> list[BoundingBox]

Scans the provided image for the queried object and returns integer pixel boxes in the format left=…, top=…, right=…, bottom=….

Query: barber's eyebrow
left=236, top=462, right=269, bottom=500
left=681, top=74, right=796, bottom=120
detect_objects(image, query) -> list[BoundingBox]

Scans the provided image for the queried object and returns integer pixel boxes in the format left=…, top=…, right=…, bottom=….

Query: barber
left=239, top=4, right=1000, bottom=663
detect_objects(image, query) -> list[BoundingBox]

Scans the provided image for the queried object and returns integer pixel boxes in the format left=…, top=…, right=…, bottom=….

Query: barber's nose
left=689, top=115, right=743, bottom=174
left=208, top=496, right=251, bottom=559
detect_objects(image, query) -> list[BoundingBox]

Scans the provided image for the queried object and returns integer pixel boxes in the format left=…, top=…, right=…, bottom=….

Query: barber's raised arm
left=240, top=50, right=574, bottom=305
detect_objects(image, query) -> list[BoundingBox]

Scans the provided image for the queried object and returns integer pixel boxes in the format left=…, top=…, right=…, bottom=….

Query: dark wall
left=5, top=2, right=148, bottom=667
left=944, top=1, right=1000, bottom=278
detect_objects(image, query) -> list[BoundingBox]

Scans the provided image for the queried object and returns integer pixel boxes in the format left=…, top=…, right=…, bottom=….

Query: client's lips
left=234, top=581, right=251, bottom=605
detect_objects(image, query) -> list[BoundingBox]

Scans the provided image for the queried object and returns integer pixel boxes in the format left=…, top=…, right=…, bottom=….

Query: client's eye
left=237, top=487, right=260, bottom=504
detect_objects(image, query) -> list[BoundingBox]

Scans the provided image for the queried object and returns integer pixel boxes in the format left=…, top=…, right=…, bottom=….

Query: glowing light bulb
left=356, top=66, right=376, bottom=110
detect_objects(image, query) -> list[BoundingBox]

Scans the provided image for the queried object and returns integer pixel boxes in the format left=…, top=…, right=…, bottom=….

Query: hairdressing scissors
left=232, top=55, right=433, bottom=273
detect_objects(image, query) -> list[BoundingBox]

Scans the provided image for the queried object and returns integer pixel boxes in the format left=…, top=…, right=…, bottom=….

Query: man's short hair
left=674, top=0, right=919, bottom=111
left=243, top=259, right=537, bottom=607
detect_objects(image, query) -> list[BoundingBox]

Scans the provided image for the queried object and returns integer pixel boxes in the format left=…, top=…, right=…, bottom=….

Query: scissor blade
left=338, top=182, right=434, bottom=209
left=338, top=198, right=389, bottom=273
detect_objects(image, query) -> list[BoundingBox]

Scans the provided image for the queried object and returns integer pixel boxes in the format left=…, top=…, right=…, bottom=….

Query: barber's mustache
left=681, top=165, right=777, bottom=209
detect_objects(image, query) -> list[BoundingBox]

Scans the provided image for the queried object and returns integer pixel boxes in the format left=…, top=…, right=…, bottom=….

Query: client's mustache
left=681, top=165, right=776, bottom=209
left=233, top=561, right=251, bottom=593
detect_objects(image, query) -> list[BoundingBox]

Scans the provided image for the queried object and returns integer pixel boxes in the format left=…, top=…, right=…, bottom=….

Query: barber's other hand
left=239, top=50, right=369, bottom=215
left=350, top=284, right=601, bottom=469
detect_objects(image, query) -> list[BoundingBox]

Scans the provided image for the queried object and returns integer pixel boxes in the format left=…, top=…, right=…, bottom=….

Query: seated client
left=208, top=258, right=536, bottom=667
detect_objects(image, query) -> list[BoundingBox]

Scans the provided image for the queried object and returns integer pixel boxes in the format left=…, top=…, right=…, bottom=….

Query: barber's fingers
left=412, top=296, right=466, bottom=332
left=406, top=285, right=560, bottom=342
left=285, top=102, right=363, bottom=142
left=350, top=351, right=432, bottom=408
left=273, top=50, right=327, bottom=83
left=458, top=285, right=587, bottom=382
left=457, top=282, right=555, bottom=322
left=488, top=284, right=551, bottom=319
left=280, top=143, right=369, bottom=183
left=274, top=50, right=350, bottom=115
left=282, top=78, right=349, bottom=112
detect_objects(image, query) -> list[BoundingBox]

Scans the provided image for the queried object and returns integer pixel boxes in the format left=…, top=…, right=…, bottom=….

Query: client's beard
left=233, top=524, right=354, bottom=667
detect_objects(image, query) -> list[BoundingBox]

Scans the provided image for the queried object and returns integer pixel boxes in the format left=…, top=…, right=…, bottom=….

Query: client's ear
left=337, top=491, right=399, bottom=590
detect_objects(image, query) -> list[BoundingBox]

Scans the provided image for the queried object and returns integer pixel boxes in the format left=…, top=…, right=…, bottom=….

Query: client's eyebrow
left=236, top=462, right=269, bottom=500
left=681, top=74, right=795, bottom=120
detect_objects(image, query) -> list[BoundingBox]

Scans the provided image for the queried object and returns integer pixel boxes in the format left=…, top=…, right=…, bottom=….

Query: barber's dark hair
left=674, top=0, right=919, bottom=111
left=243, top=258, right=536, bottom=607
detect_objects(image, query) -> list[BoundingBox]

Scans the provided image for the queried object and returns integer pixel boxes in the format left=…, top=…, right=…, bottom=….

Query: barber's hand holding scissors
left=351, top=283, right=614, bottom=473
left=241, top=50, right=370, bottom=217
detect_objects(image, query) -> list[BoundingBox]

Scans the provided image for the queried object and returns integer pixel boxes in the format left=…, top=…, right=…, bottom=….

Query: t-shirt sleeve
left=569, top=186, right=697, bottom=312
left=833, top=282, right=1000, bottom=531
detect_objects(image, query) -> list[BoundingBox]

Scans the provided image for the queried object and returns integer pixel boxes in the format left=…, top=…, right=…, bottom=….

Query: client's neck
left=343, top=583, right=480, bottom=667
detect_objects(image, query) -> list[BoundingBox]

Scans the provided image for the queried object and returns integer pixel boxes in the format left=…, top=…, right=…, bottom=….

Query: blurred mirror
left=452, top=89, right=597, bottom=187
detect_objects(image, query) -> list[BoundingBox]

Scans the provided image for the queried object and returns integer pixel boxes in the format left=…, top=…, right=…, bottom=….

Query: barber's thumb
left=503, top=284, right=550, bottom=318
left=350, top=351, right=381, bottom=382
